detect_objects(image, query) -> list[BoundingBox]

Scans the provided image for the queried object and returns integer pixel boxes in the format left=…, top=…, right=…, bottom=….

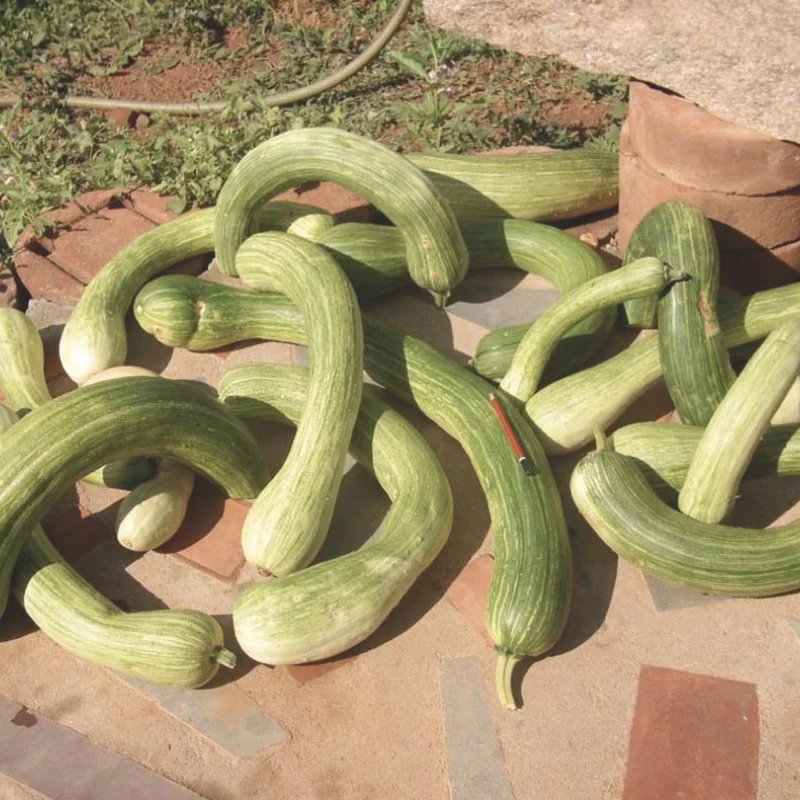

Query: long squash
left=571, top=435, right=800, bottom=596
left=499, top=257, right=680, bottom=403
left=610, top=421, right=800, bottom=499
left=58, top=201, right=332, bottom=385
left=133, top=276, right=572, bottom=709
left=678, top=320, right=800, bottom=523
left=619, top=204, right=670, bottom=328
left=214, top=128, right=469, bottom=305
left=0, top=309, right=154, bottom=489
left=525, top=282, right=800, bottom=454
left=220, top=364, right=452, bottom=664
left=654, top=201, right=735, bottom=425
left=406, top=149, right=619, bottom=221
left=236, top=233, right=363, bottom=576
left=0, top=404, right=235, bottom=688
left=0, top=377, right=268, bottom=617
left=13, top=526, right=235, bottom=687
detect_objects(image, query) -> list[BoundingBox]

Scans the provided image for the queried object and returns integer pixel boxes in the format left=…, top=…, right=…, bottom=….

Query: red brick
left=41, top=496, right=110, bottom=563
left=284, top=655, right=358, bottom=685
left=438, top=554, right=494, bottom=642
left=624, top=665, right=759, bottom=800
left=159, top=478, right=247, bottom=581
left=618, top=139, right=800, bottom=255
left=14, top=249, right=85, bottom=303
left=122, top=188, right=180, bottom=225
left=273, top=183, right=375, bottom=224
left=15, top=189, right=124, bottom=254
left=626, top=81, right=800, bottom=196
left=47, top=207, right=156, bottom=284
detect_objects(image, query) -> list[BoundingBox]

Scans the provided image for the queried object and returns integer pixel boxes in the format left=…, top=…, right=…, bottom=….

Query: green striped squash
left=678, top=320, right=800, bottom=523
left=235, top=233, right=363, bottom=577
left=571, top=437, right=800, bottom=596
left=0, top=402, right=236, bottom=689
left=0, top=377, right=268, bottom=617
left=653, top=201, right=736, bottom=425
left=214, top=128, right=469, bottom=305
left=219, top=364, right=452, bottom=664
left=499, top=257, right=680, bottom=403
left=406, top=148, right=619, bottom=221
left=0, top=308, right=51, bottom=414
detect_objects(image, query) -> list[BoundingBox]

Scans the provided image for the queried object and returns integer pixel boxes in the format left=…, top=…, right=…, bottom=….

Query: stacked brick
left=619, top=81, right=800, bottom=294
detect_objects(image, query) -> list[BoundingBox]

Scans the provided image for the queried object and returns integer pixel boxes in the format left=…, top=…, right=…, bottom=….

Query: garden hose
left=0, top=0, right=412, bottom=115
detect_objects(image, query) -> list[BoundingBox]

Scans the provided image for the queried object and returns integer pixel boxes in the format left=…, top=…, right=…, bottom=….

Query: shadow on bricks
left=77, top=541, right=170, bottom=615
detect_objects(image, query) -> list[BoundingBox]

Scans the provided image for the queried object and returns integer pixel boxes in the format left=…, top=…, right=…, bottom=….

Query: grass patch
left=0, top=0, right=627, bottom=277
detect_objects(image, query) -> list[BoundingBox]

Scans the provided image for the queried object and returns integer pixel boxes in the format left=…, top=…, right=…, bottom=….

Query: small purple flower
left=427, top=69, right=438, bottom=81
left=439, top=86, right=454, bottom=98
left=440, top=63, right=452, bottom=77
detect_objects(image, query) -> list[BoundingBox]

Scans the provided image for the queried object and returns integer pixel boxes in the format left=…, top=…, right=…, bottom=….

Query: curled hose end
left=212, top=646, right=238, bottom=670
left=495, top=652, right=522, bottom=710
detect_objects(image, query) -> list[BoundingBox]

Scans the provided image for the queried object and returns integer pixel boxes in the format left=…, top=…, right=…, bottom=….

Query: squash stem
left=433, top=291, right=449, bottom=309
left=663, top=261, right=690, bottom=285
left=212, top=646, right=238, bottom=670
left=495, top=652, right=522, bottom=710
left=594, top=428, right=611, bottom=452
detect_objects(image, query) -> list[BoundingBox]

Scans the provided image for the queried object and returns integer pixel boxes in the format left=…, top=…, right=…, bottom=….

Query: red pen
left=489, top=393, right=534, bottom=475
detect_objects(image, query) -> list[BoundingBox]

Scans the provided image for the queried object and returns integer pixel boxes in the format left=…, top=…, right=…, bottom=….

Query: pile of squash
left=1, top=129, right=797, bottom=709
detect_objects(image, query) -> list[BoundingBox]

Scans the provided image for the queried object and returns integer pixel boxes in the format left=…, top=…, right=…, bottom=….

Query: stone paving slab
left=440, top=658, right=514, bottom=800
left=120, top=676, right=286, bottom=758
left=0, top=694, right=202, bottom=800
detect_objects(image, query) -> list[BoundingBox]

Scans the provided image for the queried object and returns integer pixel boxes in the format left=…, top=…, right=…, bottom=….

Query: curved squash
left=678, top=320, right=800, bottom=523
left=0, top=403, right=235, bottom=688
left=0, top=310, right=154, bottom=489
left=500, top=257, right=679, bottom=403
left=0, top=377, right=269, bottom=617
left=220, top=364, right=452, bottom=664
left=653, top=201, right=735, bottom=425
left=610, top=422, right=800, bottom=499
left=214, top=127, right=469, bottom=305
left=571, top=437, right=800, bottom=596
left=236, top=233, right=363, bottom=576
